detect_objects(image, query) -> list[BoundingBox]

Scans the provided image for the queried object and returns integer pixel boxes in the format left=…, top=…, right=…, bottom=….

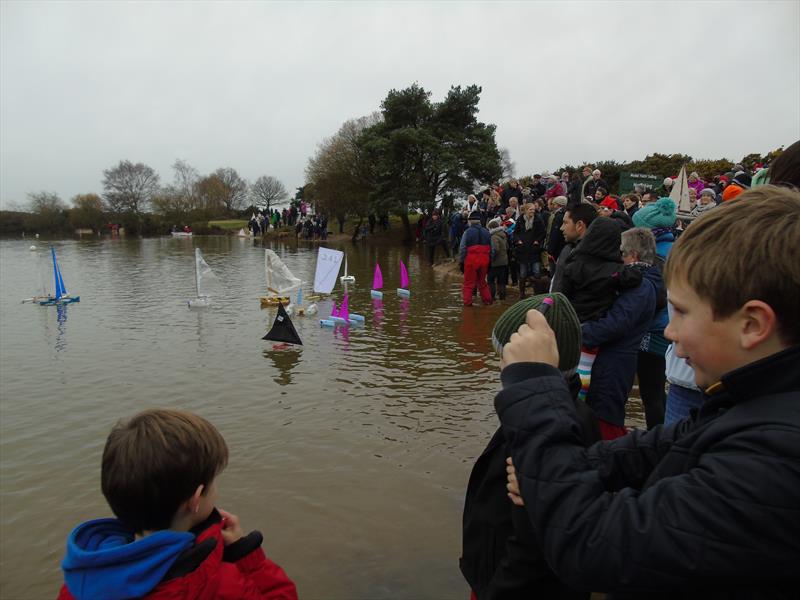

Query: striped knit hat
left=491, top=292, right=582, bottom=375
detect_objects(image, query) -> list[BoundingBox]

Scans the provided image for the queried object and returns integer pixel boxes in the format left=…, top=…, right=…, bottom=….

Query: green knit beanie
left=491, top=292, right=582, bottom=374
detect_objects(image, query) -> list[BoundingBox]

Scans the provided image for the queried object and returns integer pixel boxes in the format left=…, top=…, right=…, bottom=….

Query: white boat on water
left=339, top=255, right=355, bottom=284
left=171, top=231, right=193, bottom=238
left=260, top=249, right=301, bottom=307
left=188, top=248, right=218, bottom=309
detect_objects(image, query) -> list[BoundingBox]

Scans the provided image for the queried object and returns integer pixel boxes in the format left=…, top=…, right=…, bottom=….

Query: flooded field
left=0, top=236, right=643, bottom=598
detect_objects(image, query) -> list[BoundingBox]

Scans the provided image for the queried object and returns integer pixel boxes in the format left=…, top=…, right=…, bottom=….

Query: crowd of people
left=460, top=142, right=800, bottom=598
left=247, top=202, right=311, bottom=236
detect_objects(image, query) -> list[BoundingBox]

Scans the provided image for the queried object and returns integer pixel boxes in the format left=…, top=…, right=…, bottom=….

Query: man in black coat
left=422, top=209, right=449, bottom=264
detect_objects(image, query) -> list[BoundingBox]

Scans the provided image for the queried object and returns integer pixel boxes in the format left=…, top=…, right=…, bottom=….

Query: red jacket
left=544, top=182, right=565, bottom=200
left=58, top=517, right=297, bottom=600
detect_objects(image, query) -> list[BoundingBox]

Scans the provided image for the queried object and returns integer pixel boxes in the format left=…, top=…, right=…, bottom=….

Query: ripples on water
left=0, top=236, right=643, bottom=598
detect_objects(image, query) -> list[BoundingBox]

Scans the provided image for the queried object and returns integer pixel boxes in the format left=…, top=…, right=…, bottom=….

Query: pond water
left=0, top=235, right=643, bottom=598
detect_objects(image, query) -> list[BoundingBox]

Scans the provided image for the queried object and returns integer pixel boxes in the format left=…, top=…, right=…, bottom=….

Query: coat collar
left=702, top=345, right=800, bottom=410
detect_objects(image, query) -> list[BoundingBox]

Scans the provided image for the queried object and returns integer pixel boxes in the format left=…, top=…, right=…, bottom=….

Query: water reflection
left=372, top=297, right=383, bottom=330
left=55, top=302, right=68, bottom=352
left=398, top=297, right=410, bottom=337
left=457, top=306, right=491, bottom=373
left=263, top=347, right=302, bottom=386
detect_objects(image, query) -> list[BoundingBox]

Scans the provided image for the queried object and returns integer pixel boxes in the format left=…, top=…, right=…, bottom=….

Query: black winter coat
left=583, top=178, right=608, bottom=200
left=512, top=215, right=545, bottom=263
left=547, top=208, right=566, bottom=259
left=495, top=345, right=800, bottom=598
left=561, top=217, right=626, bottom=322
left=423, top=217, right=444, bottom=245
left=460, top=375, right=599, bottom=600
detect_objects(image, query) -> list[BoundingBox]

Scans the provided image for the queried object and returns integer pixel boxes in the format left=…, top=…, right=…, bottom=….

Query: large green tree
left=358, top=84, right=501, bottom=240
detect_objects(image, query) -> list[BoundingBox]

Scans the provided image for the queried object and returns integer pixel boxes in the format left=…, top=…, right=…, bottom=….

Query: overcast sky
left=1, top=1, right=798, bottom=209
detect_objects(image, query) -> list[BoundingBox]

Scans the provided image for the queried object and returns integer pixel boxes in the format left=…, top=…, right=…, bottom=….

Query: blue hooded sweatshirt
left=61, top=518, right=195, bottom=600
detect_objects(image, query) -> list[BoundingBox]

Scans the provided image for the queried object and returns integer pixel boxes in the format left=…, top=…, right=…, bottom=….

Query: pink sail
left=399, top=260, right=409, bottom=289
left=372, top=263, right=383, bottom=290
left=330, top=301, right=339, bottom=318
left=340, top=293, right=350, bottom=321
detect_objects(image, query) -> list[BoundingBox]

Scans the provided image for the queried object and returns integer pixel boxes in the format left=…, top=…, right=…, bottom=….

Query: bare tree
left=171, top=159, right=200, bottom=210
left=27, top=191, right=67, bottom=231
left=251, top=175, right=288, bottom=211
left=102, top=160, right=160, bottom=214
left=305, top=112, right=381, bottom=235
left=500, top=147, right=516, bottom=180
left=213, top=167, right=248, bottom=213
left=28, top=191, right=65, bottom=213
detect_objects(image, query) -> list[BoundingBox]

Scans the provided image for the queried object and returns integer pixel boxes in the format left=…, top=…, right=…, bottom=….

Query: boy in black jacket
left=496, top=186, right=800, bottom=597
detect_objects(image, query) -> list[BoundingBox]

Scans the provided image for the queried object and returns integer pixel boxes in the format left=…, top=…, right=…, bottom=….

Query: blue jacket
left=652, top=228, right=675, bottom=259
left=581, top=264, right=660, bottom=425
left=459, top=223, right=491, bottom=263
left=61, top=518, right=194, bottom=600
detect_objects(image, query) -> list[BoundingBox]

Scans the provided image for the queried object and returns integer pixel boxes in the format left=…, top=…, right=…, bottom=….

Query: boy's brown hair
left=101, top=409, right=228, bottom=532
left=664, top=185, right=800, bottom=344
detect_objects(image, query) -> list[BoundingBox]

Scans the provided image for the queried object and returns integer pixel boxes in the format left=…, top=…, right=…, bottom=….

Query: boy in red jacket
left=57, top=409, right=297, bottom=600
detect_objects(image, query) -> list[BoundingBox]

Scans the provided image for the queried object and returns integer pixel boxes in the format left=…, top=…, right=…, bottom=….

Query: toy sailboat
left=262, top=303, right=302, bottom=346
left=671, top=165, right=694, bottom=220
left=320, top=300, right=340, bottom=327
left=34, top=247, right=80, bottom=305
left=286, top=286, right=317, bottom=317
left=339, top=255, right=355, bottom=284
left=370, top=263, right=383, bottom=299
left=260, top=249, right=301, bottom=307
left=396, top=260, right=411, bottom=297
left=340, top=292, right=364, bottom=325
left=188, top=248, right=217, bottom=309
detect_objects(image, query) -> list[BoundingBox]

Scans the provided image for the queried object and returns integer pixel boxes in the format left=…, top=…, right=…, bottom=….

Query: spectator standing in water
left=459, top=211, right=493, bottom=306
left=423, top=209, right=449, bottom=265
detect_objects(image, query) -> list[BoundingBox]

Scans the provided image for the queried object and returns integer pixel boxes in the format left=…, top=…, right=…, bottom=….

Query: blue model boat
left=38, top=246, right=80, bottom=305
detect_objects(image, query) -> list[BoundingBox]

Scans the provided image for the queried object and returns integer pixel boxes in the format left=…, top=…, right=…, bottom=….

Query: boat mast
left=195, top=248, right=201, bottom=298
left=265, top=249, right=272, bottom=293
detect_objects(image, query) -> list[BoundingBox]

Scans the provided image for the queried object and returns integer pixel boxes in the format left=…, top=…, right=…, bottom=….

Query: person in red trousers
left=459, top=210, right=493, bottom=306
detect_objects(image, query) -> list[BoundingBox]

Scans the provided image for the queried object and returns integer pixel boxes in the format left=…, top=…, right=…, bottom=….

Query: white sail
left=265, top=249, right=301, bottom=295
left=37, top=250, right=51, bottom=297
left=670, top=165, right=692, bottom=214
left=195, top=248, right=218, bottom=299
left=314, top=247, right=344, bottom=294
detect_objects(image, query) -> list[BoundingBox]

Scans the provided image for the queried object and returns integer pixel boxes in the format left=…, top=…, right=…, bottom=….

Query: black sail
left=262, top=303, right=303, bottom=345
